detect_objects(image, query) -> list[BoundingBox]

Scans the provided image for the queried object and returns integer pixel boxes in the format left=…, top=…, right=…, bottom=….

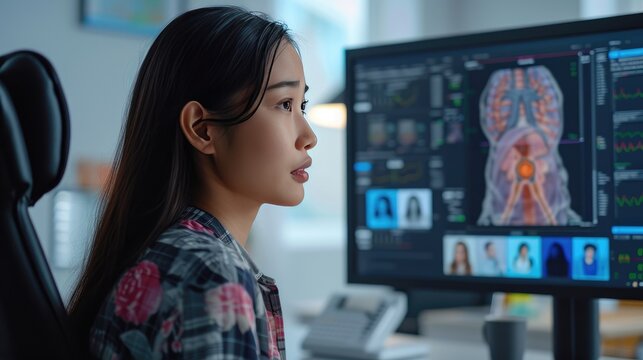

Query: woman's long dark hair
left=450, top=241, right=472, bottom=275
left=68, top=6, right=293, bottom=346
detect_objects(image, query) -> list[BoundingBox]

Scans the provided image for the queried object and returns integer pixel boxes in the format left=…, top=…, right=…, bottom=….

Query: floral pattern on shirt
left=114, top=261, right=163, bottom=325
left=89, top=206, right=286, bottom=360
left=205, top=283, right=256, bottom=333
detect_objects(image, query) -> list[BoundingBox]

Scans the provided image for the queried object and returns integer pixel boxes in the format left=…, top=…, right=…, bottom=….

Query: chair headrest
left=0, top=51, right=70, bottom=204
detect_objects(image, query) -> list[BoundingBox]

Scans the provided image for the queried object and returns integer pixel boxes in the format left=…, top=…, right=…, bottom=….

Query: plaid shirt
left=89, top=206, right=286, bottom=359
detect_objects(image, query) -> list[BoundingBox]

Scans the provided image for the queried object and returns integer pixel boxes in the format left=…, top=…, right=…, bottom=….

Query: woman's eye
left=281, top=100, right=292, bottom=111
left=301, top=99, right=309, bottom=114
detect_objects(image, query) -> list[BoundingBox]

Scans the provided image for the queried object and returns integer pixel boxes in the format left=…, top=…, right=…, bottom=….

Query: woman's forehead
left=269, top=42, right=304, bottom=83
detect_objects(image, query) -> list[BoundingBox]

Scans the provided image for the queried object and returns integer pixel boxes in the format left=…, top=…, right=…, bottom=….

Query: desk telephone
left=302, top=291, right=429, bottom=359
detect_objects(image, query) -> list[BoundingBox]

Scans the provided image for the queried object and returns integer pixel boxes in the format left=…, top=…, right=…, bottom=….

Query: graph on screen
left=613, top=75, right=643, bottom=112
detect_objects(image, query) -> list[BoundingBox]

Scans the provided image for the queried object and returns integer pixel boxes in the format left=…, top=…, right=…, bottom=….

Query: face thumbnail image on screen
left=572, top=237, right=610, bottom=281
left=542, top=237, right=572, bottom=278
left=476, top=66, right=581, bottom=226
left=443, top=236, right=476, bottom=276
left=441, top=235, right=611, bottom=282
left=366, top=188, right=433, bottom=230
left=443, top=235, right=543, bottom=278
left=506, top=237, right=542, bottom=278
left=443, top=235, right=508, bottom=277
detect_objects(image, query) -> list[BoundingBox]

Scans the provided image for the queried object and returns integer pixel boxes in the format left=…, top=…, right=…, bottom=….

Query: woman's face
left=486, top=243, right=496, bottom=257
left=520, top=245, right=529, bottom=257
left=455, top=243, right=467, bottom=263
left=213, top=42, right=317, bottom=206
left=585, top=247, right=596, bottom=263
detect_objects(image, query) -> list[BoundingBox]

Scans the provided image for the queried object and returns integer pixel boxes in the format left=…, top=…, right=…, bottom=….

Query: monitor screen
left=346, top=13, right=643, bottom=299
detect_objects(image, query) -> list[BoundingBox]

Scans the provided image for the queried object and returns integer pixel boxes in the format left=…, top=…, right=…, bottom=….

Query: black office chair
left=0, top=50, right=83, bottom=359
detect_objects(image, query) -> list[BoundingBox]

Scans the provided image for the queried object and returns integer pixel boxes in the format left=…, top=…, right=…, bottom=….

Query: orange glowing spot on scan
left=517, top=159, right=535, bottom=180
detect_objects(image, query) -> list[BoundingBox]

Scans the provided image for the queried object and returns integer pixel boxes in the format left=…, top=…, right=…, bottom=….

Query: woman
left=374, top=195, right=393, bottom=219
left=405, top=195, right=422, bottom=222
left=514, top=242, right=534, bottom=274
left=450, top=241, right=472, bottom=275
left=545, top=242, right=569, bottom=277
left=582, top=243, right=598, bottom=276
left=68, top=7, right=316, bottom=359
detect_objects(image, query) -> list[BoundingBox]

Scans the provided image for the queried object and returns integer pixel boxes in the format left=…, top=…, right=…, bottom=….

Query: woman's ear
left=179, top=101, right=217, bottom=155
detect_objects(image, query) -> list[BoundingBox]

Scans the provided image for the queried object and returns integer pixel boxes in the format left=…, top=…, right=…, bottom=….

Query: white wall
left=369, top=0, right=581, bottom=43
left=447, top=0, right=581, bottom=34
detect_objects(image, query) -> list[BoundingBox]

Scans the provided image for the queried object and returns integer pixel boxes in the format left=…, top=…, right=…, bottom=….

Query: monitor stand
left=552, top=297, right=599, bottom=360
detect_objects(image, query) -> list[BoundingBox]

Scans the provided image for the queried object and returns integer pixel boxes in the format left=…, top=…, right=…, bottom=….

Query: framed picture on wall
left=80, top=0, right=184, bottom=36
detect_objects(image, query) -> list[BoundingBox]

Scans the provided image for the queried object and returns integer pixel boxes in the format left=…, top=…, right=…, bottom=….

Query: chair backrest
left=0, top=50, right=82, bottom=359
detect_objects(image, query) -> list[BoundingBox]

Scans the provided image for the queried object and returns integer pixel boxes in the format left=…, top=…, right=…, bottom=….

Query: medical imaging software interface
left=350, top=28, right=643, bottom=289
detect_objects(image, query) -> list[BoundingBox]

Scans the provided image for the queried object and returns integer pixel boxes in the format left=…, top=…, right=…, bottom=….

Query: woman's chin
left=273, top=191, right=305, bottom=207
left=283, top=197, right=305, bottom=207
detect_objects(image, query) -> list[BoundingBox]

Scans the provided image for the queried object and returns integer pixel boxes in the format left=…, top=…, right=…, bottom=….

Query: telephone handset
left=302, top=291, right=429, bottom=359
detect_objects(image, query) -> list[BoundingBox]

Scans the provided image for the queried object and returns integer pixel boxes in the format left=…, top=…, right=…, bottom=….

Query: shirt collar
left=179, top=206, right=229, bottom=240
left=179, top=206, right=273, bottom=284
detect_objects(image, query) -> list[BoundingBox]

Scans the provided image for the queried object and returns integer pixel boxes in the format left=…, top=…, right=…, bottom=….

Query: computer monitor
left=345, top=13, right=643, bottom=359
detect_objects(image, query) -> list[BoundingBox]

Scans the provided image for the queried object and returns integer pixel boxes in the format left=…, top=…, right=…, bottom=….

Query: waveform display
left=614, top=181, right=643, bottom=222
left=613, top=75, right=643, bottom=112
left=613, top=89, right=643, bottom=100
left=615, top=194, right=643, bottom=207
left=614, top=140, right=643, bottom=153
left=615, top=130, right=643, bottom=139
left=614, top=123, right=643, bottom=171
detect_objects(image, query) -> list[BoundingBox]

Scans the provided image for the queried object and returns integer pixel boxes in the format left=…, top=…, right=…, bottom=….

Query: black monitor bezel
left=345, top=12, right=643, bottom=300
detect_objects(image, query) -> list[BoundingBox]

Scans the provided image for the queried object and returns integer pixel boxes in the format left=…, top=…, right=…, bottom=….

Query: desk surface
left=286, top=320, right=623, bottom=360
left=419, top=305, right=643, bottom=358
left=300, top=339, right=552, bottom=360
left=295, top=334, right=626, bottom=360
left=420, top=305, right=643, bottom=339
left=285, top=309, right=634, bottom=360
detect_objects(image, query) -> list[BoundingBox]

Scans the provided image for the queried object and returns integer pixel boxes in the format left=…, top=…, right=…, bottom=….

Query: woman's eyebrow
left=266, top=80, right=299, bottom=90
left=266, top=80, right=309, bottom=93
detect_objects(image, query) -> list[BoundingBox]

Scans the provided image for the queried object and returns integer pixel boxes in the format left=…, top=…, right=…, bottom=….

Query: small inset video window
left=366, top=189, right=398, bottom=229
left=506, top=237, right=542, bottom=279
left=542, top=237, right=572, bottom=279
left=474, top=237, right=506, bottom=277
left=572, top=238, right=609, bottom=281
left=397, top=189, right=432, bottom=230
left=443, top=235, right=477, bottom=276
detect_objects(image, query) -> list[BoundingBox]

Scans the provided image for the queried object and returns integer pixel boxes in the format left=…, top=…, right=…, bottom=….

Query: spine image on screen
left=477, top=66, right=580, bottom=226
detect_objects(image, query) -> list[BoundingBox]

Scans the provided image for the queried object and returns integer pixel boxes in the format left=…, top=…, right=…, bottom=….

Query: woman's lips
left=291, top=168, right=309, bottom=183
left=291, top=157, right=312, bottom=183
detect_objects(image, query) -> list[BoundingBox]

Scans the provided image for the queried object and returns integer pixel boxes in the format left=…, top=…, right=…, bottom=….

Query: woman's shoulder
left=90, top=224, right=264, bottom=359
left=141, top=222, right=255, bottom=289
